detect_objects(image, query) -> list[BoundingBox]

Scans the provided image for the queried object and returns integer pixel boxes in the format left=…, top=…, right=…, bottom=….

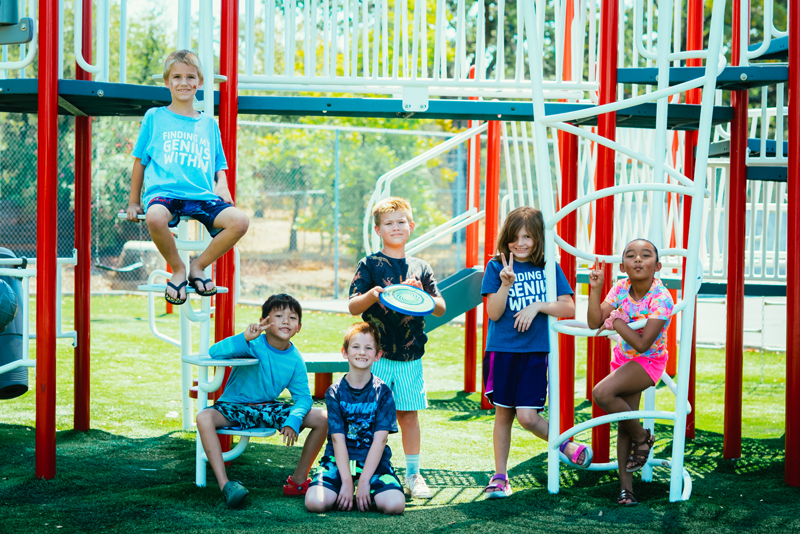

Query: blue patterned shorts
left=311, top=455, right=402, bottom=496
left=147, top=196, right=232, bottom=237
left=207, top=400, right=291, bottom=430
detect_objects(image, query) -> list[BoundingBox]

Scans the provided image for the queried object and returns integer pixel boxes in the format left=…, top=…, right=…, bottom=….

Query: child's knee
left=195, top=409, right=215, bottom=429
left=145, top=205, right=172, bottom=228
left=304, top=488, right=331, bottom=513
left=592, top=384, right=609, bottom=406
left=376, top=491, right=405, bottom=515
left=516, top=409, right=542, bottom=428
left=227, top=210, right=250, bottom=237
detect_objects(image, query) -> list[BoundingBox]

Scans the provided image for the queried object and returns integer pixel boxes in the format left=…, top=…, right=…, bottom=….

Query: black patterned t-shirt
left=324, top=374, right=398, bottom=462
left=349, top=252, right=441, bottom=361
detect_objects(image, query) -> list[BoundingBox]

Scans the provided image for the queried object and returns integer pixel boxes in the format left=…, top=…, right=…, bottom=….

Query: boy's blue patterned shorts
left=147, top=196, right=232, bottom=237
left=311, top=455, right=402, bottom=496
left=206, top=400, right=292, bottom=430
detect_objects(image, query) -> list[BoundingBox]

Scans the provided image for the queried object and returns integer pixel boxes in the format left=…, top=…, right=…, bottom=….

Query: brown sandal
left=626, top=429, right=655, bottom=473
left=617, top=489, right=638, bottom=506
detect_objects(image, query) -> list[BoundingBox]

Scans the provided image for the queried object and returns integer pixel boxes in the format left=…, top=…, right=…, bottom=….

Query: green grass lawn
left=1, top=295, right=798, bottom=533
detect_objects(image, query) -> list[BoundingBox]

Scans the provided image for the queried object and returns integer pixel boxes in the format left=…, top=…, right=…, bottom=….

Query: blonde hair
left=372, top=196, right=413, bottom=226
left=343, top=322, right=382, bottom=353
left=163, top=50, right=203, bottom=83
left=494, top=206, right=545, bottom=267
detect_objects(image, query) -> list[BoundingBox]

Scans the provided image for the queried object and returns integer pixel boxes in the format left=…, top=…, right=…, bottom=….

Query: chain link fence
left=0, top=112, right=481, bottom=301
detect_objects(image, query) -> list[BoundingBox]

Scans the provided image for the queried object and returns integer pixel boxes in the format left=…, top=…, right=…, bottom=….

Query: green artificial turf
left=0, top=295, right=798, bottom=533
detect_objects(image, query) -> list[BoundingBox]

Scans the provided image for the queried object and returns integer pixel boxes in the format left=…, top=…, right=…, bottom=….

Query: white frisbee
left=379, top=284, right=435, bottom=316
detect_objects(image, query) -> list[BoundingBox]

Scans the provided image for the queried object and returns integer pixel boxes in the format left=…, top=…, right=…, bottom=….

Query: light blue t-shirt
left=208, top=332, right=312, bottom=435
left=132, top=107, right=228, bottom=209
left=481, top=259, right=574, bottom=353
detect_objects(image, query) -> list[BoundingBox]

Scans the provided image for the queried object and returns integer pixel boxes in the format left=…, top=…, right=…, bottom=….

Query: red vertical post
left=591, top=0, right=620, bottom=462
left=74, top=0, right=93, bottom=432
left=558, top=131, right=578, bottom=433
left=36, top=0, right=59, bottom=480
left=217, top=0, right=240, bottom=453
left=557, top=0, right=578, bottom=434
left=786, top=0, right=800, bottom=487
left=466, top=67, right=481, bottom=398
left=724, top=0, right=748, bottom=460
left=666, top=288, right=677, bottom=376
left=681, top=0, right=703, bottom=440
left=482, top=121, right=501, bottom=405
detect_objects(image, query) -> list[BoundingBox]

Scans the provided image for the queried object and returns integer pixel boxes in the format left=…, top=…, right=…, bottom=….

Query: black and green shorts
left=207, top=400, right=291, bottom=430
left=311, top=455, right=402, bottom=496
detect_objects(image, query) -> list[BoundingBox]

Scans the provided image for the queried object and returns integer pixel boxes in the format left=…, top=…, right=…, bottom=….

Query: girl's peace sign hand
left=244, top=317, right=272, bottom=341
left=588, top=258, right=605, bottom=290
left=500, top=253, right=516, bottom=287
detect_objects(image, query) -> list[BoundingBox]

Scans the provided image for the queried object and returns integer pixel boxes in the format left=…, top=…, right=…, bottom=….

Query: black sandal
left=164, top=280, right=188, bottom=305
left=617, top=489, right=638, bottom=506
left=188, top=276, right=217, bottom=297
left=626, top=429, right=655, bottom=473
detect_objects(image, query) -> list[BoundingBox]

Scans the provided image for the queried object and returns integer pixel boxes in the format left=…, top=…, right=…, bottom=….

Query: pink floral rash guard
left=603, top=278, right=674, bottom=362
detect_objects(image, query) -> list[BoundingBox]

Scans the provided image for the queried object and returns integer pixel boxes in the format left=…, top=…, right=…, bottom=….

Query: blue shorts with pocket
left=147, top=196, right=232, bottom=237
left=483, top=351, right=548, bottom=410
left=310, top=455, right=402, bottom=497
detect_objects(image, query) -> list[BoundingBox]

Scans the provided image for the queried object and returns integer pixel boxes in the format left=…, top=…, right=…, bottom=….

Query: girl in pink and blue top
left=480, top=207, right=593, bottom=499
left=588, top=238, right=674, bottom=506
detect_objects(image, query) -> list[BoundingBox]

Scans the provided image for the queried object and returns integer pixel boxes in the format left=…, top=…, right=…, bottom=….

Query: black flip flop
left=188, top=277, right=218, bottom=297
left=165, top=280, right=188, bottom=305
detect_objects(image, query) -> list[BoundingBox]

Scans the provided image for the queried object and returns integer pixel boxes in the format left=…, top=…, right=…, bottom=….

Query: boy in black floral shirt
left=348, top=197, right=445, bottom=499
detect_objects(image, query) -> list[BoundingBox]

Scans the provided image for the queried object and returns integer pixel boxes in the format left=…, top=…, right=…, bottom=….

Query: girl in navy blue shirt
left=480, top=206, right=592, bottom=498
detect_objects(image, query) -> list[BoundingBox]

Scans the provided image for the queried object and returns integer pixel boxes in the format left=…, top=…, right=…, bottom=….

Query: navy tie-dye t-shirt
left=324, top=374, right=398, bottom=462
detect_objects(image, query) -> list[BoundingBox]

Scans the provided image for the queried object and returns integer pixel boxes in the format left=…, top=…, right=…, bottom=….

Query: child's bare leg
left=189, top=207, right=250, bottom=292
left=396, top=410, right=421, bottom=455
left=145, top=205, right=186, bottom=300
left=292, top=408, right=328, bottom=484
left=593, top=362, right=654, bottom=444
left=516, top=408, right=588, bottom=463
left=374, top=489, right=405, bottom=515
left=493, top=407, right=516, bottom=475
left=515, top=408, right=549, bottom=440
left=196, top=408, right=235, bottom=491
left=305, top=486, right=338, bottom=513
left=616, top=392, right=641, bottom=503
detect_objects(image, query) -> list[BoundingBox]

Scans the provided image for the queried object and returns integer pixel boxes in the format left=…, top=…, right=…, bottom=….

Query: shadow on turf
left=1, top=421, right=796, bottom=532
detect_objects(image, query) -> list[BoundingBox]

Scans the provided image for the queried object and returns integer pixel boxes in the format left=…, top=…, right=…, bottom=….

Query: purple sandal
left=484, top=473, right=512, bottom=499
left=559, top=440, right=594, bottom=469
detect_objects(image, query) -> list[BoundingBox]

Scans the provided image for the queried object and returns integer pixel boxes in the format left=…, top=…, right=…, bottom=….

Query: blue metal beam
left=0, top=79, right=733, bottom=130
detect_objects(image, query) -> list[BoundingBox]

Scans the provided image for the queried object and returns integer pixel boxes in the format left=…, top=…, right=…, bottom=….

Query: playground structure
left=0, top=0, right=795, bottom=499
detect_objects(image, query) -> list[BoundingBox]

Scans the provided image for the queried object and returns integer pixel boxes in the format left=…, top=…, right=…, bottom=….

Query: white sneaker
left=405, top=474, right=432, bottom=499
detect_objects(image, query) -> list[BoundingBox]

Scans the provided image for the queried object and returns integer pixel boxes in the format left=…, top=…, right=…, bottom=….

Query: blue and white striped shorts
left=371, top=357, right=428, bottom=411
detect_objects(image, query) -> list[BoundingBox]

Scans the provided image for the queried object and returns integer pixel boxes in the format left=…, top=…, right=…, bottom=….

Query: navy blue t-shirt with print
left=481, top=259, right=574, bottom=353
left=349, top=252, right=441, bottom=362
left=324, top=374, right=398, bottom=463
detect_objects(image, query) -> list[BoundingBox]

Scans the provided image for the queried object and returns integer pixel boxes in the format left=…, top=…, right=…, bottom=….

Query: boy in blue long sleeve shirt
left=197, top=294, right=327, bottom=508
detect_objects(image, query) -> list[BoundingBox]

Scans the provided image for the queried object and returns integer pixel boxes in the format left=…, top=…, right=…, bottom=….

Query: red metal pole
left=74, top=0, right=93, bottom=432
left=558, top=131, right=578, bottom=434
left=466, top=66, right=481, bottom=399
left=217, top=0, right=240, bottom=453
left=724, top=0, right=748, bottom=460
left=592, top=0, right=619, bottom=463
left=482, top=121, right=501, bottom=405
left=556, top=0, right=578, bottom=434
left=681, top=0, right=703, bottom=440
left=786, top=0, right=800, bottom=487
left=36, top=0, right=59, bottom=479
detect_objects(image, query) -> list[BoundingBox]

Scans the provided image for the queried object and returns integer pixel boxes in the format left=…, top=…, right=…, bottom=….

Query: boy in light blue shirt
left=197, top=294, right=328, bottom=508
left=126, top=49, right=249, bottom=306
